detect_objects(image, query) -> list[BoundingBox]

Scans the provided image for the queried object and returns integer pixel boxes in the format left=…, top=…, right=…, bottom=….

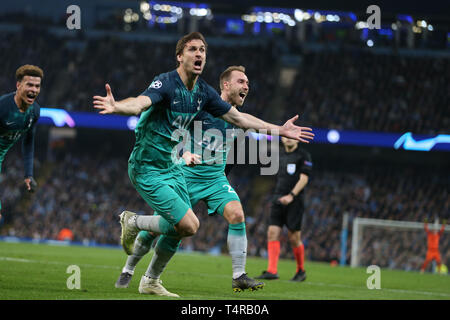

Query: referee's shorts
left=269, top=195, right=304, bottom=231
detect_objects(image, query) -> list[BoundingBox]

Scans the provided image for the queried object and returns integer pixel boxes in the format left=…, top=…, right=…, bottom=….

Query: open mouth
left=26, top=92, right=36, bottom=102
left=194, top=60, right=202, bottom=70
left=239, top=92, right=246, bottom=99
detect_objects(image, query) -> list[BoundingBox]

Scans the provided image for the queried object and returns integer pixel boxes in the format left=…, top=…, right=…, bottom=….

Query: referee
left=256, top=137, right=312, bottom=281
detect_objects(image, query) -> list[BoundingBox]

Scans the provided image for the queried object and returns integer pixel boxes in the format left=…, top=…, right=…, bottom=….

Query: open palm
left=93, top=84, right=116, bottom=114
left=282, top=115, right=315, bottom=143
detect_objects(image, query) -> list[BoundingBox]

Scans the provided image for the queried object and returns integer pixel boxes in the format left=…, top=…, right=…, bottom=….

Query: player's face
left=224, top=71, right=249, bottom=107
left=178, top=39, right=206, bottom=76
left=281, top=136, right=299, bottom=148
left=16, top=76, right=41, bottom=106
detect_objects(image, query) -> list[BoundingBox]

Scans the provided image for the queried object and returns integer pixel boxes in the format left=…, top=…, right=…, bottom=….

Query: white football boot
left=138, top=276, right=180, bottom=297
left=119, top=211, right=139, bottom=255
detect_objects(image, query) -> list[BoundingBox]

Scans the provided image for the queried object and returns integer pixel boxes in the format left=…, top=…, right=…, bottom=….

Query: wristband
left=289, top=191, right=296, bottom=198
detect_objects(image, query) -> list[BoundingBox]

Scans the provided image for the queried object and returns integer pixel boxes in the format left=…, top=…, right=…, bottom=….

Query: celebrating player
left=115, top=66, right=267, bottom=295
left=93, top=32, right=314, bottom=296
left=420, top=218, right=446, bottom=273
left=0, top=65, right=42, bottom=220
left=256, top=137, right=312, bottom=281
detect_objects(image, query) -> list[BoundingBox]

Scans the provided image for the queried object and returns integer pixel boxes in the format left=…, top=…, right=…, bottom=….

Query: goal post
left=350, top=217, right=450, bottom=269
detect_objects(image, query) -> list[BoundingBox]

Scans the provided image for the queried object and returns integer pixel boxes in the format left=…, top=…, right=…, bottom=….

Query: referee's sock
left=267, top=240, right=280, bottom=274
left=293, top=243, right=305, bottom=273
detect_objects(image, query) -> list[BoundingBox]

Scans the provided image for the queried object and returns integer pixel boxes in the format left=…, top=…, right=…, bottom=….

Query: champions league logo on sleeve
left=149, top=80, right=162, bottom=89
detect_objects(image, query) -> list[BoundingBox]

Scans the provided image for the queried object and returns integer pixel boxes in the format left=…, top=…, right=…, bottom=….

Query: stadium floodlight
left=355, top=21, right=368, bottom=29
left=350, top=218, right=450, bottom=270
left=427, top=24, right=433, bottom=31
left=140, top=2, right=150, bottom=13
left=294, top=9, right=303, bottom=21
left=366, top=39, right=374, bottom=47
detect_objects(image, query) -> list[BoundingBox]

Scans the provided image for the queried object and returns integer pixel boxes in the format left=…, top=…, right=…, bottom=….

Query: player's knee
left=224, top=202, right=245, bottom=224
left=228, top=209, right=244, bottom=224
left=179, top=217, right=199, bottom=237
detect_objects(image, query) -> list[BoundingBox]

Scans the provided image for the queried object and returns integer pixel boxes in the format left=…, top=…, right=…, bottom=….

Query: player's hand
left=182, top=151, right=201, bottom=167
left=24, top=177, right=37, bottom=193
left=93, top=84, right=117, bottom=114
left=280, top=115, right=315, bottom=143
left=278, top=194, right=294, bottom=206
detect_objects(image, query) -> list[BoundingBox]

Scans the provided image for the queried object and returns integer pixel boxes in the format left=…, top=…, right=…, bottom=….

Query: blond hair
left=219, top=66, right=246, bottom=91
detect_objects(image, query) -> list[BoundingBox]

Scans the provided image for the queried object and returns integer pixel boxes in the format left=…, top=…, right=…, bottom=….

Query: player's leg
left=139, top=235, right=181, bottom=297
left=115, top=230, right=157, bottom=288
left=421, top=251, right=433, bottom=273
left=121, top=165, right=198, bottom=254
left=432, top=251, right=442, bottom=273
left=221, top=200, right=264, bottom=292
left=137, top=169, right=195, bottom=297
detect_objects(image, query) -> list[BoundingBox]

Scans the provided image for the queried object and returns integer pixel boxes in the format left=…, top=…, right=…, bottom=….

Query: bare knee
left=223, top=201, right=245, bottom=224
left=267, top=225, right=281, bottom=241
left=287, top=230, right=302, bottom=247
left=176, top=211, right=200, bottom=237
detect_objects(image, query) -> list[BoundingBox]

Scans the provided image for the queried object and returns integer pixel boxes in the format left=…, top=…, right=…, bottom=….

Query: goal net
left=350, top=218, right=450, bottom=272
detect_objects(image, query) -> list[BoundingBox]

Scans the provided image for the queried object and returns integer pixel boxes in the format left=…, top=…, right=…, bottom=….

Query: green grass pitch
left=0, top=241, right=449, bottom=300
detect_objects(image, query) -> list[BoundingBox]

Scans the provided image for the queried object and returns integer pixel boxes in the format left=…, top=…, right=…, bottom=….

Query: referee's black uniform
left=270, top=146, right=312, bottom=231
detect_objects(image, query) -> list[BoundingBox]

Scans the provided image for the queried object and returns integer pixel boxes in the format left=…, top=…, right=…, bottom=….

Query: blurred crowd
left=0, top=28, right=274, bottom=120
left=1, top=147, right=448, bottom=271
left=1, top=28, right=449, bottom=136
left=285, top=49, right=450, bottom=135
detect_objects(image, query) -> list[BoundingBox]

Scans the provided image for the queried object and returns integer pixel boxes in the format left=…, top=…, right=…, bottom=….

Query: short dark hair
left=16, top=65, right=44, bottom=82
left=219, top=66, right=246, bottom=91
left=175, top=32, right=207, bottom=67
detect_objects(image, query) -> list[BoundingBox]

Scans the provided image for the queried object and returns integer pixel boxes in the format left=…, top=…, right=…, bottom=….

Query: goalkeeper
left=420, top=218, right=446, bottom=273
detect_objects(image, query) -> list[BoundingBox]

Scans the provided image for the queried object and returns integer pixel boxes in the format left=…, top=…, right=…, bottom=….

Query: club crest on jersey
left=149, top=80, right=162, bottom=89
left=287, top=163, right=296, bottom=175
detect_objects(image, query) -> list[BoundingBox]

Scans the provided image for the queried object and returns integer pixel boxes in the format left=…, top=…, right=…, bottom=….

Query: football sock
left=293, top=243, right=305, bottom=273
left=123, top=231, right=156, bottom=274
left=267, top=240, right=280, bottom=274
left=145, top=235, right=181, bottom=279
left=135, top=215, right=178, bottom=237
left=228, top=222, right=247, bottom=279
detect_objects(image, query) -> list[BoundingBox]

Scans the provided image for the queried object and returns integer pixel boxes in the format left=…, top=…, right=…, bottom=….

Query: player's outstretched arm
left=93, top=84, right=151, bottom=116
left=221, top=107, right=314, bottom=143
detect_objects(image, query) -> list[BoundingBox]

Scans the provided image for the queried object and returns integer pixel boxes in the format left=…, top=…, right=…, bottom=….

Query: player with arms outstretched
left=115, top=66, right=270, bottom=294
left=0, top=65, right=42, bottom=220
left=420, top=218, right=446, bottom=274
left=93, top=32, right=314, bottom=296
